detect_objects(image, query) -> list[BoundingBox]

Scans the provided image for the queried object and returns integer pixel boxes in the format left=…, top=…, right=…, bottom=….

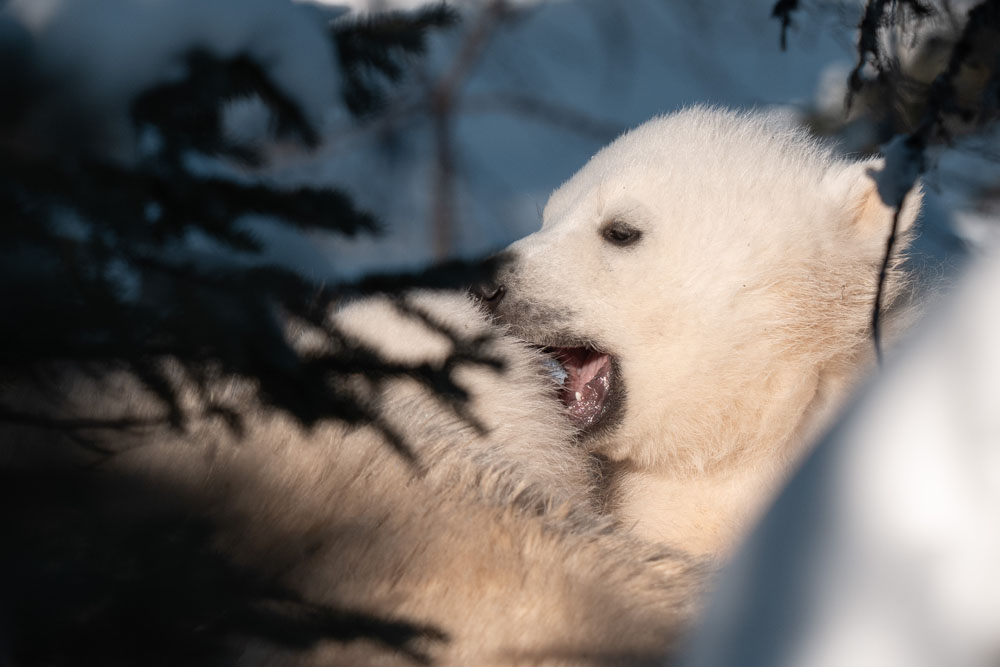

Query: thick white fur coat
left=495, top=107, right=922, bottom=555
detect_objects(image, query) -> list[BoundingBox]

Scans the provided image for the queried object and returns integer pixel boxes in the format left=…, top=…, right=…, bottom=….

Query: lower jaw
left=536, top=345, right=625, bottom=434
left=562, top=385, right=610, bottom=429
left=566, top=363, right=625, bottom=438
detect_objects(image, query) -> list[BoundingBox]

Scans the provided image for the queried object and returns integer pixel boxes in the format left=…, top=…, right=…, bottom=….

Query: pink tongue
left=555, top=349, right=611, bottom=427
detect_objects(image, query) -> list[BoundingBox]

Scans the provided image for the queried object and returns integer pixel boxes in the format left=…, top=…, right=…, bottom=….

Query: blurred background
left=2, top=0, right=999, bottom=664
left=6, top=0, right=996, bottom=284
left=281, top=0, right=991, bottom=280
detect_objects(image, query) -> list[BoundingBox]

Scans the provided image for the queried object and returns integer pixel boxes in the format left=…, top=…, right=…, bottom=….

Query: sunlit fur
left=2, top=292, right=707, bottom=665
left=496, top=107, right=922, bottom=556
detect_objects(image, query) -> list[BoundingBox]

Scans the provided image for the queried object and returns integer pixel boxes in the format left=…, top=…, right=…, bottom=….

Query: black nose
left=470, top=282, right=506, bottom=312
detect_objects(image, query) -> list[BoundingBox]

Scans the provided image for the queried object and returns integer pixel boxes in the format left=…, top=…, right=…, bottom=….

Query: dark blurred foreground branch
left=0, top=3, right=506, bottom=659
left=0, top=3, right=495, bottom=443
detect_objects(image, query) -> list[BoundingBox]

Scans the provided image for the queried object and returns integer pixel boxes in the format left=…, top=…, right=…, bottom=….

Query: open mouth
left=542, top=346, right=616, bottom=429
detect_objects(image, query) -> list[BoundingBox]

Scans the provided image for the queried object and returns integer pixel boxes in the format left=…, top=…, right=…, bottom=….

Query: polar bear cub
left=479, top=106, right=921, bottom=557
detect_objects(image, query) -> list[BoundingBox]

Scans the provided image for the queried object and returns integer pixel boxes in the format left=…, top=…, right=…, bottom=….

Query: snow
left=681, top=245, right=1000, bottom=667
left=929, top=132, right=1000, bottom=252
left=4, top=0, right=340, bottom=150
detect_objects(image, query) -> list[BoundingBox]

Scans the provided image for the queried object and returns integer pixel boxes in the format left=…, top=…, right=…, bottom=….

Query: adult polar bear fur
left=0, top=292, right=705, bottom=666
left=481, top=107, right=922, bottom=557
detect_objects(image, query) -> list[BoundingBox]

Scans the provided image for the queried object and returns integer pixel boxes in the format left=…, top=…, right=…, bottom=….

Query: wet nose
left=470, top=281, right=506, bottom=312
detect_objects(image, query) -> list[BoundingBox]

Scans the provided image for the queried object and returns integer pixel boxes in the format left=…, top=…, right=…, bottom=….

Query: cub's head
left=478, top=107, right=921, bottom=471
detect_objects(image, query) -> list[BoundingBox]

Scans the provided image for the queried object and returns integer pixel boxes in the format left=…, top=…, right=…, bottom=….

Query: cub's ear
left=831, top=157, right=923, bottom=257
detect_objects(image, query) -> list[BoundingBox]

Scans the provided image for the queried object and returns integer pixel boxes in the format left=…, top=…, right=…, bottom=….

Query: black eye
left=601, top=220, right=642, bottom=247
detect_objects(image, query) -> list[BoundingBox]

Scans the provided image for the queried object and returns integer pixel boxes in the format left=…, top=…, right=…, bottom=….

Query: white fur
left=496, top=106, right=922, bottom=556
left=0, top=292, right=707, bottom=664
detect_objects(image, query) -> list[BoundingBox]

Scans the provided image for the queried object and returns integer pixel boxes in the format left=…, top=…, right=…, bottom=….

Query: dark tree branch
left=771, top=0, right=799, bottom=51
left=0, top=5, right=488, bottom=662
left=862, top=0, right=1000, bottom=362
left=872, top=186, right=917, bottom=363
left=333, top=4, right=460, bottom=117
left=427, top=0, right=509, bottom=260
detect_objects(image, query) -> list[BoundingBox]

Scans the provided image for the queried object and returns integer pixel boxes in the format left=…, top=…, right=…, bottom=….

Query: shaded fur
left=0, top=292, right=708, bottom=665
